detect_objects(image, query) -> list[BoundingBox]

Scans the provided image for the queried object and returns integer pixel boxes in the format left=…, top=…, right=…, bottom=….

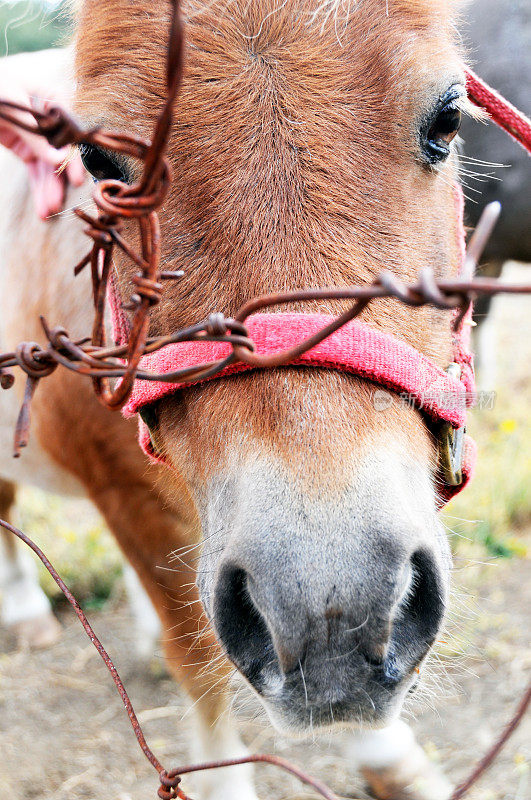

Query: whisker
left=299, top=658, right=309, bottom=708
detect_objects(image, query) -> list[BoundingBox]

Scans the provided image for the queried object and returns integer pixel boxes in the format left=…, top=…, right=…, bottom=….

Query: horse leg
left=84, top=471, right=257, bottom=800
left=33, top=377, right=258, bottom=800
left=0, top=478, right=62, bottom=648
left=122, top=562, right=161, bottom=661
left=347, top=720, right=452, bottom=800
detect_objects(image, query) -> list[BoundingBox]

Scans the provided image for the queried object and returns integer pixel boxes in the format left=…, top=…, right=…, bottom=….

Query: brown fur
left=6, top=0, right=468, bottom=749
left=74, top=0, right=464, bottom=497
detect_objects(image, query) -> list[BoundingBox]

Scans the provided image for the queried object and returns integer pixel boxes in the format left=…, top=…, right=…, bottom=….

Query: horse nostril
left=366, top=550, right=445, bottom=689
left=404, top=549, right=446, bottom=642
left=213, top=565, right=279, bottom=689
left=388, top=548, right=446, bottom=672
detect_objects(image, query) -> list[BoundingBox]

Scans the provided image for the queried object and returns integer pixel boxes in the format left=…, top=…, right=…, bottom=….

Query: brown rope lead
left=449, top=681, right=531, bottom=800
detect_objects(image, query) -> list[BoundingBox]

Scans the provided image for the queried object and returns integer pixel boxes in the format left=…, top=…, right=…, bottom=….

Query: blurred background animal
left=459, top=0, right=530, bottom=385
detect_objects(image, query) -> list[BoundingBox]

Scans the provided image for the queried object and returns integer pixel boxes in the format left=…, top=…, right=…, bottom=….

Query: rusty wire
left=0, top=213, right=530, bottom=462
left=0, top=0, right=530, bottom=796
left=0, top=509, right=530, bottom=800
left=1, top=508, right=530, bottom=800
left=0, top=2, right=530, bottom=455
left=0, top=514, right=530, bottom=800
left=0, top=517, right=338, bottom=800
left=0, top=0, right=184, bottom=436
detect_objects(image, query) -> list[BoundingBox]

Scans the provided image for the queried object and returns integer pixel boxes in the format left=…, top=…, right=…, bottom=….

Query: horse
left=0, top=45, right=162, bottom=655
left=0, top=1, right=484, bottom=797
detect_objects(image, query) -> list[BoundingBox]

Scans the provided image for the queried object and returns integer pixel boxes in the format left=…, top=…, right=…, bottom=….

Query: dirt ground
left=0, top=264, right=529, bottom=800
left=0, top=546, right=529, bottom=800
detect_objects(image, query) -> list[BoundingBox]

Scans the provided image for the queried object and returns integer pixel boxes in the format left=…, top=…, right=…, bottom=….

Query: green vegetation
left=16, top=487, right=123, bottom=608
left=0, top=0, right=72, bottom=56
left=444, top=386, right=530, bottom=561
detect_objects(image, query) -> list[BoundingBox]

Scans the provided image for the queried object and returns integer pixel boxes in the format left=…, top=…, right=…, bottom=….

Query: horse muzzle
left=197, top=454, right=450, bottom=733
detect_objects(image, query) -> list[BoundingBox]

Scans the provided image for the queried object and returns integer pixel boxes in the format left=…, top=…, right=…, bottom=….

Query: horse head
left=75, top=0, right=468, bottom=732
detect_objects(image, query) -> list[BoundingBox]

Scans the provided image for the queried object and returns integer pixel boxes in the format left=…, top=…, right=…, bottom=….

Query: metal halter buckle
left=438, top=362, right=465, bottom=487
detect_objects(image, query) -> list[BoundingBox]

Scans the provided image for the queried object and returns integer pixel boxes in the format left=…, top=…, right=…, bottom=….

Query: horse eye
left=79, top=143, right=128, bottom=182
left=421, top=87, right=463, bottom=164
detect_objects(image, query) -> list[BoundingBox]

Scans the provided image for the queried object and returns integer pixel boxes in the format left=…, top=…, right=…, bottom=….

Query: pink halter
left=111, top=69, right=531, bottom=505
left=123, top=307, right=477, bottom=504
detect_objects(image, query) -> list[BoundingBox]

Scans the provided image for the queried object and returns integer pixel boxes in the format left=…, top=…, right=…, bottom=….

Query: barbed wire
left=0, top=516, right=340, bottom=800
left=1, top=9, right=530, bottom=457
left=0, top=0, right=529, bottom=797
